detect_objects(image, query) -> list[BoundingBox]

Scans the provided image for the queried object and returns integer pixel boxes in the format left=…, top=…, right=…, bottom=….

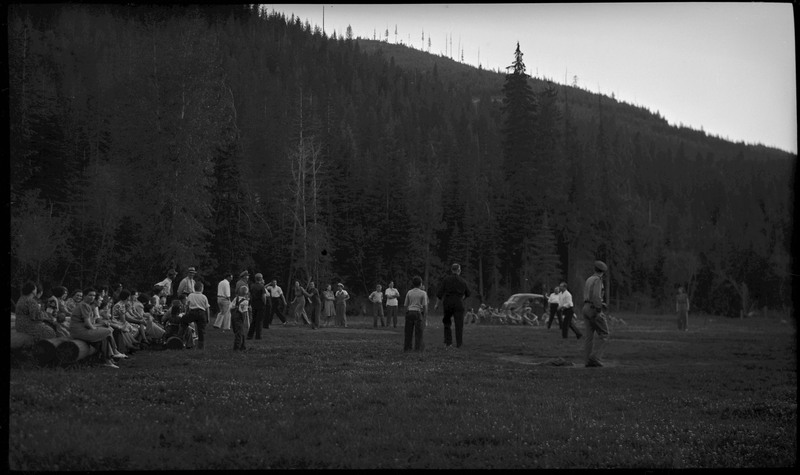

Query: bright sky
left=267, top=3, right=797, bottom=155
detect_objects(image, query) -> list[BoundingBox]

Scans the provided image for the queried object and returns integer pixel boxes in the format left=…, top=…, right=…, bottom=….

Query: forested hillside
left=8, top=5, right=795, bottom=317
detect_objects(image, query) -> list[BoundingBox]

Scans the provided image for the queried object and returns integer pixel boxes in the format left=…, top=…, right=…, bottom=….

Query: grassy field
left=8, top=312, right=797, bottom=469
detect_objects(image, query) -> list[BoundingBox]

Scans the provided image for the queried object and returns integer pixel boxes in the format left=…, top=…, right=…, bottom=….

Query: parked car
left=501, top=293, right=545, bottom=314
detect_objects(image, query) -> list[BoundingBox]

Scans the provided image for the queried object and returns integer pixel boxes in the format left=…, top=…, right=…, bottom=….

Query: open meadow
left=8, top=312, right=797, bottom=469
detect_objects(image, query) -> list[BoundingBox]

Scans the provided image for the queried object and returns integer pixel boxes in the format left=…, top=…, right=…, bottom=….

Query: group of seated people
left=464, top=304, right=543, bottom=326
left=13, top=280, right=198, bottom=369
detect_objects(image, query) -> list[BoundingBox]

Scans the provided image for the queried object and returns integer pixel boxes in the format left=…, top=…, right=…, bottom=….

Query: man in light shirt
left=155, top=269, right=177, bottom=302
left=582, top=260, right=609, bottom=367
left=547, top=286, right=562, bottom=330
left=214, top=272, right=233, bottom=330
left=403, top=275, right=428, bottom=352
left=179, top=280, right=211, bottom=349
left=558, top=281, right=582, bottom=339
left=266, top=278, right=288, bottom=326
left=384, top=281, right=400, bottom=328
left=176, top=267, right=197, bottom=297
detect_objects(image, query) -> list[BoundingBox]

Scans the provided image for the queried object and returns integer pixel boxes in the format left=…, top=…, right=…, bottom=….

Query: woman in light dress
left=322, top=284, right=336, bottom=327
left=14, top=281, right=57, bottom=340
left=291, top=280, right=311, bottom=325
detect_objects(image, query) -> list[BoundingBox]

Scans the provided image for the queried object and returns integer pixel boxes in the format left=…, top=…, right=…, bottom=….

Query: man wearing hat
left=155, top=269, right=178, bottom=302
left=176, top=267, right=197, bottom=297
left=582, top=260, right=609, bottom=367
left=235, top=270, right=250, bottom=296
left=247, top=273, right=268, bottom=339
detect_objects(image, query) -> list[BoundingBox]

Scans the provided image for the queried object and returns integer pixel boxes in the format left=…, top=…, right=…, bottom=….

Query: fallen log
left=56, top=339, right=97, bottom=364
left=10, top=330, right=36, bottom=350
left=32, top=337, right=71, bottom=365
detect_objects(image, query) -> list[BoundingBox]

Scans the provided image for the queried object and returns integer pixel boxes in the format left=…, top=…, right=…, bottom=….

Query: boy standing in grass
left=403, top=276, right=428, bottom=352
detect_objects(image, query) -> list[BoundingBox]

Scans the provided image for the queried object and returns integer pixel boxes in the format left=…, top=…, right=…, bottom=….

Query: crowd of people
left=13, top=259, right=628, bottom=368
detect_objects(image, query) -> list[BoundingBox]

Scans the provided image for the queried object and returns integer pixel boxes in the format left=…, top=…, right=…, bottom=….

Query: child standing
left=403, top=276, right=428, bottom=352
left=231, top=285, right=250, bottom=351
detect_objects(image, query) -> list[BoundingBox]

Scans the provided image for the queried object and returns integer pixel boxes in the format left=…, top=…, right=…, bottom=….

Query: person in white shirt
left=558, top=281, right=582, bottom=340
left=179, top=281, right=211, bottom=349
left=266, top=278, right=288, bottom=326
left=403, top=276, right=428, bottom=351
left=384, top=281, right=400, bottom=328
left=213, top=272, right=234, bottom=331
left=334, top=283, right=350, bottom=328
left=155, top=269, right=177, bottom=301
left=547, top=286, right=563, bottom=330
left=369, top=284, right=385, bottom=328
left=176, top=267, right=197, bottom=297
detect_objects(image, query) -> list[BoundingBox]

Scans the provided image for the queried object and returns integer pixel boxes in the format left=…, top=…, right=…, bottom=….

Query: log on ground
left=32, top=337, right=71, bottom=365
left=56, top=339, right=98, bottom=364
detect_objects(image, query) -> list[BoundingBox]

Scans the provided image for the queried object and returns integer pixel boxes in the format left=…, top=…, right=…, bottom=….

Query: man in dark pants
left=179, top=281, right=211, bottom=350
left=247, top=273, right=267, bottom=339
left=582, top=260, right=609, bottom=367
left=266, top=278, right=288, bottom=326
left=558, top=281, right=582, bottom=339
left=433, top=263, right=471, bottom=349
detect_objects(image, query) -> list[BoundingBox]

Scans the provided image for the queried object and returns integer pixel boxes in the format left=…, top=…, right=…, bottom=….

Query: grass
left=8, top=312, right=797, bottom=469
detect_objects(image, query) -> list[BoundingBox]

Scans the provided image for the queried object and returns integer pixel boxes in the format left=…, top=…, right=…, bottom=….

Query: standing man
left=582, top=260, right=609, bottom=367
left=266, top=278, right=288, bottom=326
left=176, top=267, right=197, bottom=297
left=235, top=270, right=250, bottom=296
left=384, top=281, right=400, bottom=328
left=180, top=281, right=211, bottom=350
left=558, top=281, right=582, bottom=340
left=214, top=272, right=234, bottom=331
left=155, top=269, right=178, bottom=303
left=403, top=276, right=428, bottom=352
left=547, top=286, right=563, bottom=330
left=247, top=273, right=267, bottom=340
left=433, top=263, right=471, bottom=349
left=369, top=284, right=385, bottom=328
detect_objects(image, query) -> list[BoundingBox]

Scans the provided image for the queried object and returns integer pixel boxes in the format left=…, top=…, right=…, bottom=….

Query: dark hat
left=594, top=260, right=608, bottom=272
left=240, top=270, right=249, bottom=278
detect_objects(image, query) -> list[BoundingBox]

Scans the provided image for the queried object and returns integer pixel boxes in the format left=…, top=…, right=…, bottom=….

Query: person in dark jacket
left=433, top=263, right=471, bottom=349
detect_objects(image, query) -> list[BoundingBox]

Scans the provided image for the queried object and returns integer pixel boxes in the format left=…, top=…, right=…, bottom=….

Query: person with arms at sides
left=247, top=273, right=268, bottom=339
left=321, top=284, right=336, bottom=327
left=369, top=284, right=386, bottom=328
left=214, top=272, right=234, bottom=331
left=266, top=278, right=288, bottom=327
left=235, top=270, right=250, bottom=297
left=403, top=276, right=428, bottom=352
left=433, top=263, right=471, bottom=349
left=180, top=281, right=212, bottom=350
left=558, top=281, right=582, bottom=340
left=176, top=267, right=197, bottom=298
left=231, top=285, right=250, bottom=351
left=582, top=260, right=609, bottom=367
left=334, top=283, right=350, bottom=328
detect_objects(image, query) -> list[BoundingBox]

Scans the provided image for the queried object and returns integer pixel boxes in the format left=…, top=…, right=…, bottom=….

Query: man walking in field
left=582, top=260, right=609, bottom=367
left=434, top=263, right=471, bottom=349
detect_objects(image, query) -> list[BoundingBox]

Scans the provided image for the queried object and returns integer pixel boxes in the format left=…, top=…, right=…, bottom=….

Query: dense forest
left=8, top=4, right=795, bottom=317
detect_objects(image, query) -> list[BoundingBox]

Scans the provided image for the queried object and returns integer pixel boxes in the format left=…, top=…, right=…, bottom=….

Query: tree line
left=8, top=4, right=794, bottom=317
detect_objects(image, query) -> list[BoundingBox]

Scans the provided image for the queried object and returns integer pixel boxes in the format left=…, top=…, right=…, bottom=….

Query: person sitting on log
left=64, top=289, right=83, bottom=316
left=123, top=289, right=151, bottom=346
left=69, top=287, right=126, bottom=367
left=15, top=281, right=58, bottom=341
left=45, top=286, right=72, bottom=338
left=92, top=295, right=127, bottom=358
left=110, top=289, right=141, bottom=354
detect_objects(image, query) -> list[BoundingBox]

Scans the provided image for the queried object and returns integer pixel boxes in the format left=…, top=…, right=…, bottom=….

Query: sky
left=267, top=3, right=797, bottom=155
